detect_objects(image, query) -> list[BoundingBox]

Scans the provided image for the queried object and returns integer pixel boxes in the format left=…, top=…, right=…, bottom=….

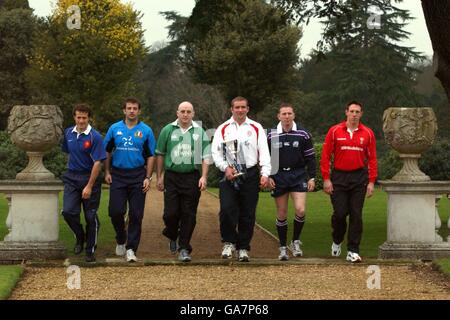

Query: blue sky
left=28, top=0, right=433, bottom=58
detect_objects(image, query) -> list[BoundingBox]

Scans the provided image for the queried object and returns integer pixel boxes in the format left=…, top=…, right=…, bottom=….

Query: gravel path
left=8, top=184, right=450, bottom=300
left=10, top=264, right=449, bottom=300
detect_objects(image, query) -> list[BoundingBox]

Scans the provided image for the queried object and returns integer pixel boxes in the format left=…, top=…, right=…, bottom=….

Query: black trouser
left=219, top=166, right=259, bottom=251
left=330, top=168, right=368, bottom=253
left=62, top=171, right=102, bottom=255
left=162, top=170, right=201, bottom=253
left=109, top=167, right=146, bottom=253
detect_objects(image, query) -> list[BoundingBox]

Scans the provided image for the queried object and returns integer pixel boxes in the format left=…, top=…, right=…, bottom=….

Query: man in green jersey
left=156, top=101, right=211, bottom=262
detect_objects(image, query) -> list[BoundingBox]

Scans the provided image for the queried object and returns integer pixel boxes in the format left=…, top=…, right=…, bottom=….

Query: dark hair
left=346, top=100, right=363, bottom=111
left=230, top=96, right=248, bottom=108
left=278, top=102, right=295, bottom=113
left=73, top=104, right=91, bottom=116
left=123, top=97, right=141, bottom=109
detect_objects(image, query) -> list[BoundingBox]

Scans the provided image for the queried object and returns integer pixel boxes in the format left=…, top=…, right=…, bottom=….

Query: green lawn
left=0, top=187, right=449, bottom=262
left=0, top=190, right=116, bottom=258
left=434, top=259, right=450, bottom=277
left=0, top=266, right=23, bottom=300
left=209, top=187, right=450, bottom=259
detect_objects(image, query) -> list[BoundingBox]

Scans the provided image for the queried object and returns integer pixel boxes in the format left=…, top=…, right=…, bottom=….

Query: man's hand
left=268, top=178, right=276, bottom=190
left=82, top=185, right=92, bottom=199
left=142, top=178, right=151, bottom=193
left=156, top=177, right=164, bottom=192
left=260, top=176, right=269, bottom=189
left=307, top=179, right=315, bottom=192
left=225, top=166, right=237, bottom=181
left=198, top=176, right=207, bottom=191
left=105, top=172, right=112, bottom=184
left=366, top=182, right=375, bottom=198
left=323, top=179, right=333, bottom=195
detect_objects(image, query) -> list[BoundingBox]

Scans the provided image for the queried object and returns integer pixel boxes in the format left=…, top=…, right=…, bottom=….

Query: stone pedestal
left=379, top=180, right=450, bottom=260
left=0, top=180, right=66, bottom=261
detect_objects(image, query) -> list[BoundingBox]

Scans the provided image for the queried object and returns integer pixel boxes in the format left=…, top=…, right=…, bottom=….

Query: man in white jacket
left=212, top=96, right=271, bottom=262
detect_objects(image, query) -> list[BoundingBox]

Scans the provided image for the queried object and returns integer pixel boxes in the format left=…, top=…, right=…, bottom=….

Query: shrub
left=378, top=138, right=450, bottom=181
left=0, top=130, right=66, bottom=179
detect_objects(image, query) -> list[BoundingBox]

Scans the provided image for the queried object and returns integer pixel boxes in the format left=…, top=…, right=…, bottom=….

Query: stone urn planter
left=382, top=107, right=437, bottom=182
left=7, top=105, right=64, bottom=180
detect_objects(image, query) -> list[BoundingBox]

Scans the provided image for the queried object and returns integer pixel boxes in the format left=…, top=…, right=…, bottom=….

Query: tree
left=271, top=0, right=450, bottom=108
left=415, top=60, right=450, bottom=138
left=0, top=0, right=29, bottom=10
left=0, top=1, right=36, bottom=129
left=27, top=0, right=146, bottom=131
left=168, top=0, right=302, bottom=114
left=295, top=0, right=423, bottom=137
left=421, top=1, right=450, bottom=105
left=141, top=42, right=229, bottom=134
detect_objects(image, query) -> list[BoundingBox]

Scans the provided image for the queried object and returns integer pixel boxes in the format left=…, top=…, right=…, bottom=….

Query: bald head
left=177, top=101, right=195, bottom=128
left=178, top=101, right=194, bottom=111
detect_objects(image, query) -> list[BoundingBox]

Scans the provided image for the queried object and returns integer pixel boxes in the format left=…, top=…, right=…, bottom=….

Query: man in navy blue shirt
left=62, top=104, right=107, bottom=262
left=104, top=97, right=156, bottom=262
left=268, top=103, right=316, bottom=261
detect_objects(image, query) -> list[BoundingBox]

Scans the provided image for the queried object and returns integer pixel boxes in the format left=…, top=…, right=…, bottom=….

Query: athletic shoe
left=221, top=242, right=235, bottom=259
left=74, top=241, right=84, bottom=255
left=278, top=246, right=289, bottom=261
left=178, top=249, right=191, bottom=262
left=290, top=240, right=303, bottom=257
left=331, top=242, right=341, bottom=257
left=126, top=249, right=137, bottom=262
left=238, top=249, right=249, bottom=262
left=115, top=244, right=126, bottom=256
left=169, top=239, right=178, bottom=254
left=85, top=253, right=96, bottom=263
left=346, top=251, right=362, bottom=263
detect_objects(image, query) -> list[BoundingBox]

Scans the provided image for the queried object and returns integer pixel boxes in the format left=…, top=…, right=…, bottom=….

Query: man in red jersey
left=320, top=101, right=377, bottom=263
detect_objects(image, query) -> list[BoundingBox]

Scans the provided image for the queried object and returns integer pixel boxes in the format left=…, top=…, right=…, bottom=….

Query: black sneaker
left=169, top=239, right=178, bottom=254
left=74, top=241, right=84, bottom=255
left=85, top=253, right=96, bottom=263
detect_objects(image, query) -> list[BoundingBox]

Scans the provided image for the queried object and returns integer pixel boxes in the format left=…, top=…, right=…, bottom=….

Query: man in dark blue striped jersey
left=268, top=103, right=316, bottom=261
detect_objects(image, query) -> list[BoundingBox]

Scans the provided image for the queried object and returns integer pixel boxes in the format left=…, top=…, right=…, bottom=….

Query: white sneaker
left=238, top=249, right=249, bottom=262
left=290, top=240, right=303, bottom=257
left=331, top=242, right=341, bottom=257
left=278, top=246, right=289, bottom=261
left=346, top=251, right=362, bottom=263
left=221, top=242, right=236, bottom=259
left=115, top=244, right=126, bottom=256
left=126, top=249, right=137, bottom=262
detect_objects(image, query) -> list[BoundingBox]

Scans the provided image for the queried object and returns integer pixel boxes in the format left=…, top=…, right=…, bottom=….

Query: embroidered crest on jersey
left=135, top=131, right=143, bottom=138
left=83, top=140, right=91, bottom=149
left=293, top=141, right=299, bottom=148
left=193, top=133, right=200, bottom=141
left=247, top=130, right=253, bottom=137
left=360, top=137, right=364, bottom=145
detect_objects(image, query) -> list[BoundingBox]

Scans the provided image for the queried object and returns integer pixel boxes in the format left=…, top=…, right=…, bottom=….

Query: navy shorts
left=271, top=168, right=308, bottom=198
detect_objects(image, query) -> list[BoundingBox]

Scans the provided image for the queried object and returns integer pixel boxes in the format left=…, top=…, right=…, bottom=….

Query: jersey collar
left=72, top=124, right=92, bottom=136
left=276, top=122, right=297, bottom=133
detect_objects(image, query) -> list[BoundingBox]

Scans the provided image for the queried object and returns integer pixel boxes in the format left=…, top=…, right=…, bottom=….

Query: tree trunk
left=421, top=0, right=450, bottom=105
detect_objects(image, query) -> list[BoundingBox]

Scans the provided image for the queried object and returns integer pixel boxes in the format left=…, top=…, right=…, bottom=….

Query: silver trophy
left=222, top=139, right=247, bottom=190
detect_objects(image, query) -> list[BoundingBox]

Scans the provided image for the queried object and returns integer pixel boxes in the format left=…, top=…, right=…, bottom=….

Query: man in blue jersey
left=62, top=104, right=107, bottom=263
left=104, top=97, right=156, bottom=262
left=268, top=103, right=316, bottom=261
